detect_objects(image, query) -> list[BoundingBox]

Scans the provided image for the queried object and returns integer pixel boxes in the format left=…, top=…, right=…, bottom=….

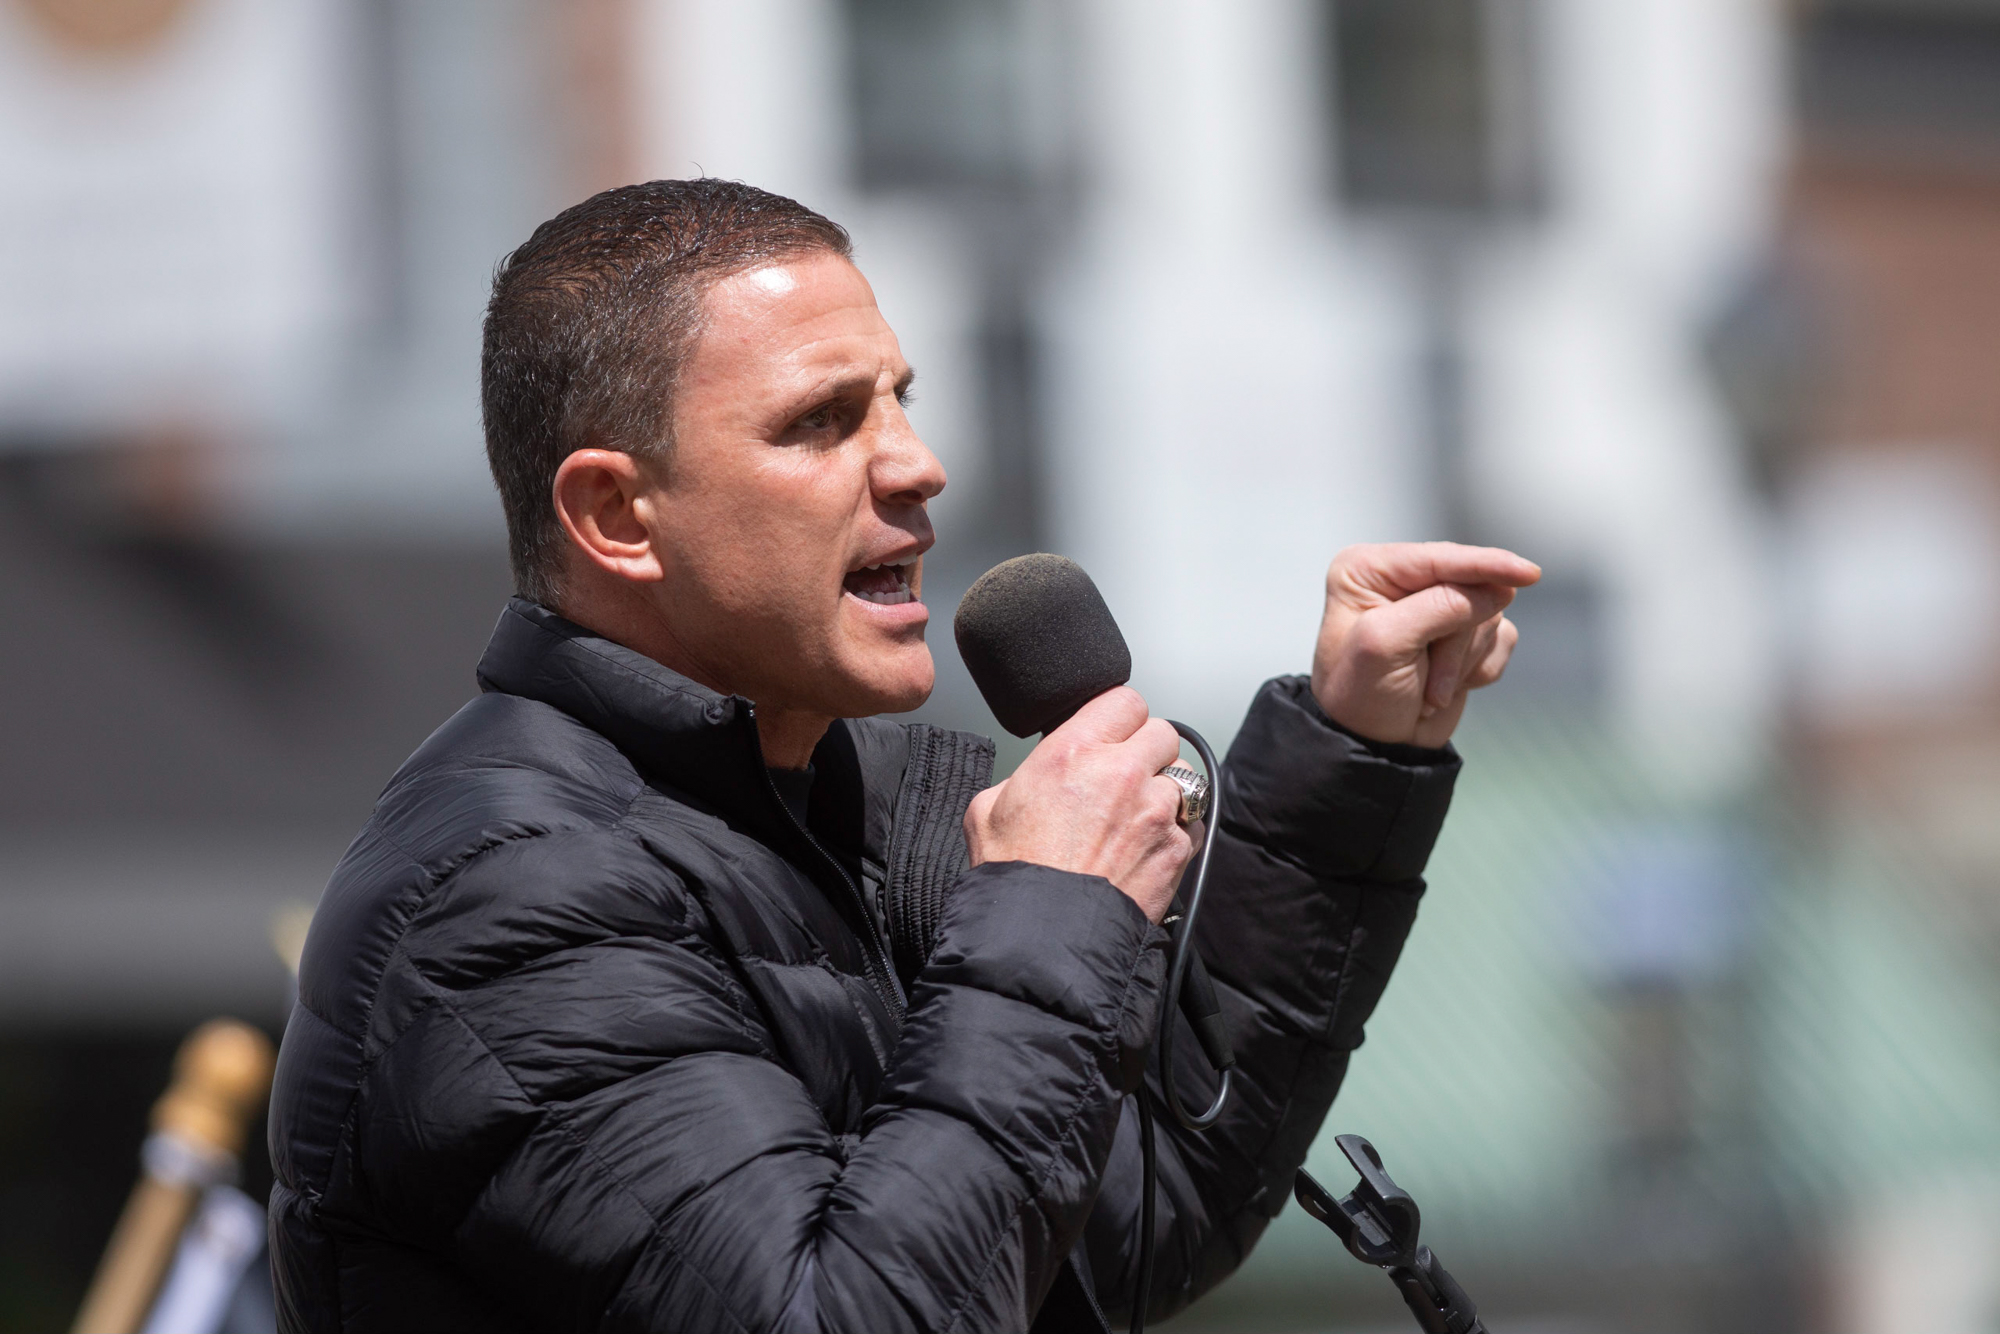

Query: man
left=268, top=179, right=1536, bottom=1334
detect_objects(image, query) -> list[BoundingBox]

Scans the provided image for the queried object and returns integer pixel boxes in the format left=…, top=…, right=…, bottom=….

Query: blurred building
left=1787, top=0, right=2000, bottom=939
left=6, top=1, right=2000, bottom=1331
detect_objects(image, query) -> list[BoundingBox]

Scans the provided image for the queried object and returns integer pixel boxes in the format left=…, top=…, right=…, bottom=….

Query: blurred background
left=3, top=0, right=1999, bottom=1330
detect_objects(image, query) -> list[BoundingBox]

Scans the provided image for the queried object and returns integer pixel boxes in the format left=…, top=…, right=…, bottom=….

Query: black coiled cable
left=1160, top=723, right=1229, bottom=1133
left=1129, top=722, right=1230, bottom=1334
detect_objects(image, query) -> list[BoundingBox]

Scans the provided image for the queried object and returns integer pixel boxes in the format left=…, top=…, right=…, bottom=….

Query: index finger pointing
left=1333, top=542, right=1542, bottom=601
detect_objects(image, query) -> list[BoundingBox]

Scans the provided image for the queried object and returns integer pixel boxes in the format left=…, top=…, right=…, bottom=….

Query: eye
left=796, top=403, right=838, bottom=432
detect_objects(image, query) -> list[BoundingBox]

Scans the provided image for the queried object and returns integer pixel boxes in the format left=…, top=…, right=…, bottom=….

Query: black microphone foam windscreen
left=954, top=554, right=1132, bottom=738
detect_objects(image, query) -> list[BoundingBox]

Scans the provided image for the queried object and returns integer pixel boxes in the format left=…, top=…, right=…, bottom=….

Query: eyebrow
left=790, top=367, right=917, bottom=412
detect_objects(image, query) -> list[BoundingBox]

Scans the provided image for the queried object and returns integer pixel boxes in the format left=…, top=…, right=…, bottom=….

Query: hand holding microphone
left=953, top=553, right=1234, bottom=1118
left=953, top=552, right=1208, bottom=925
left=963, top=687, right=1194, bottom=925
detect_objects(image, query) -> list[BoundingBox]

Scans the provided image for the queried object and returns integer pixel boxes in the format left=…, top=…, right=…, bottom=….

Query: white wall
left=1471, top=0, right=1787, bottom=794
left=1043, top=0, right=1421, bottom=739
left=0, top=0, right=364, bottom=438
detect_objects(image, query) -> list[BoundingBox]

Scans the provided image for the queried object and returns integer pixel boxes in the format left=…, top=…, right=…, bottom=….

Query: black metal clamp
left=1293, top=1135, right=1488, bottom=1334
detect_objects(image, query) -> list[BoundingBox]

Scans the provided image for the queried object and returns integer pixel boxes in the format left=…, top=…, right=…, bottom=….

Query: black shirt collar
left=475, top=597, right=876, bottom=860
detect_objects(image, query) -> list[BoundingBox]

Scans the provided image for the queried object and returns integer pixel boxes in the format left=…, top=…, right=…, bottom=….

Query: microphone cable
left=947, top=551, right=1238, bottom=1333
left=1131, top=722, right=1231, bottom=1334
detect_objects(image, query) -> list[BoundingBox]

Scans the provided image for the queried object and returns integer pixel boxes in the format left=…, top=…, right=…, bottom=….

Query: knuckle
left=1108, top=685, right=1147, bottom=715
left=1327, top=544, right=1372, bottom=587
left=1040, top=735, right=1084, bottom=772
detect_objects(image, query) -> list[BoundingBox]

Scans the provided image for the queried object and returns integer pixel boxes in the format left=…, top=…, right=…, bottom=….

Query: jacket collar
left=474, top=597, right=878, bottom=862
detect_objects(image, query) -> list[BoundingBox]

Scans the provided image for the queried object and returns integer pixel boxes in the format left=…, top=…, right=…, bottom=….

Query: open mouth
left=843, top=561, right=918, bottom=606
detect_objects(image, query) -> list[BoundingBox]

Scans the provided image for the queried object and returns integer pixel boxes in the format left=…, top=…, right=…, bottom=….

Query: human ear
left=552, top=450, right=667, bottom=584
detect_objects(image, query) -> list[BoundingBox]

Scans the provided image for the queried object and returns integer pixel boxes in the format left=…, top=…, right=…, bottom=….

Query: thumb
left=1049, top=685, right=1149, bottom=746
left=964, top=783, right=1001, bottom=829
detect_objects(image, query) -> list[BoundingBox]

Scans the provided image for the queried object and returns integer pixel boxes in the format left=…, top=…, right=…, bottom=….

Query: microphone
left=953, top=554, right=1236, bottom=1083
left=953, top=554, right=1131, bottom=739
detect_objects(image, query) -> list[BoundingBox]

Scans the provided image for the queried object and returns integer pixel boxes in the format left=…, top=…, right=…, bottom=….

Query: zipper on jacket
left=744, top=707, right=907, bottom=1021
left=1070, top=1250, right=1116, bottom=1334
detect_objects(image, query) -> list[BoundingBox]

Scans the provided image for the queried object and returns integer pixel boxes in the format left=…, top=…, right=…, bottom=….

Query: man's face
left=634, top=251, right=944, bottom=720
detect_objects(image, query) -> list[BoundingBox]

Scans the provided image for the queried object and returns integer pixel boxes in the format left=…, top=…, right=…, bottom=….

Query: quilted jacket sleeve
left=1082, top=675, right=1463, bottom=1324
left=355, top=830, right=1167, bottom=1334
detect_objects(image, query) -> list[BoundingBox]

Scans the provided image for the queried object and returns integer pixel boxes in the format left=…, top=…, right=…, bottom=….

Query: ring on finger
left=1159, top=764, right=1210, bottom=827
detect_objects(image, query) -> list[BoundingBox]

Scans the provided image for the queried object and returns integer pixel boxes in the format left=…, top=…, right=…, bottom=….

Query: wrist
left=1309, top=677, right=1404, bottom=747
left=1302, top=679, right=1455, bottom=764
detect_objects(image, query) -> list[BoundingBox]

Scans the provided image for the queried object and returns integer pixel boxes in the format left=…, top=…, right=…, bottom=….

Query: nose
left=872, top=401, right=947, bottom=507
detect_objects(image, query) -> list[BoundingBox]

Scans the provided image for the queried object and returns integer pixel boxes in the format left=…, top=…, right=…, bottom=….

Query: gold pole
left=71, top=1020, right=276, bottom=1334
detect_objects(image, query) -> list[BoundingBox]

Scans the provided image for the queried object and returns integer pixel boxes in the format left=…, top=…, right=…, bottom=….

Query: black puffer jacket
left=269, top=598, right=1459, bottom=1333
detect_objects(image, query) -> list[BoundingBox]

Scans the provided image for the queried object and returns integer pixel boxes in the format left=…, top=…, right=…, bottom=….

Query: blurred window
left=844, top=0, right=1034, bottom=192
left=1324, top=0, right=1540, bottom=215
left=1788, top=449, right=2000, bottom=719
left=1800, top=0, right=2000, bottom=147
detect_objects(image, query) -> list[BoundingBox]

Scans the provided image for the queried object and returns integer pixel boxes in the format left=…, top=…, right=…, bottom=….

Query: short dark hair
left=480, top=179, right=853, bottom=606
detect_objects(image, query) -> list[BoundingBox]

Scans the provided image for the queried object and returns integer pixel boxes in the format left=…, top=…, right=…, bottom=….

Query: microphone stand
left=1125, top=737, right=1485, bottom=1334
left=1294, top=1135, right=1489, bottom=1334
